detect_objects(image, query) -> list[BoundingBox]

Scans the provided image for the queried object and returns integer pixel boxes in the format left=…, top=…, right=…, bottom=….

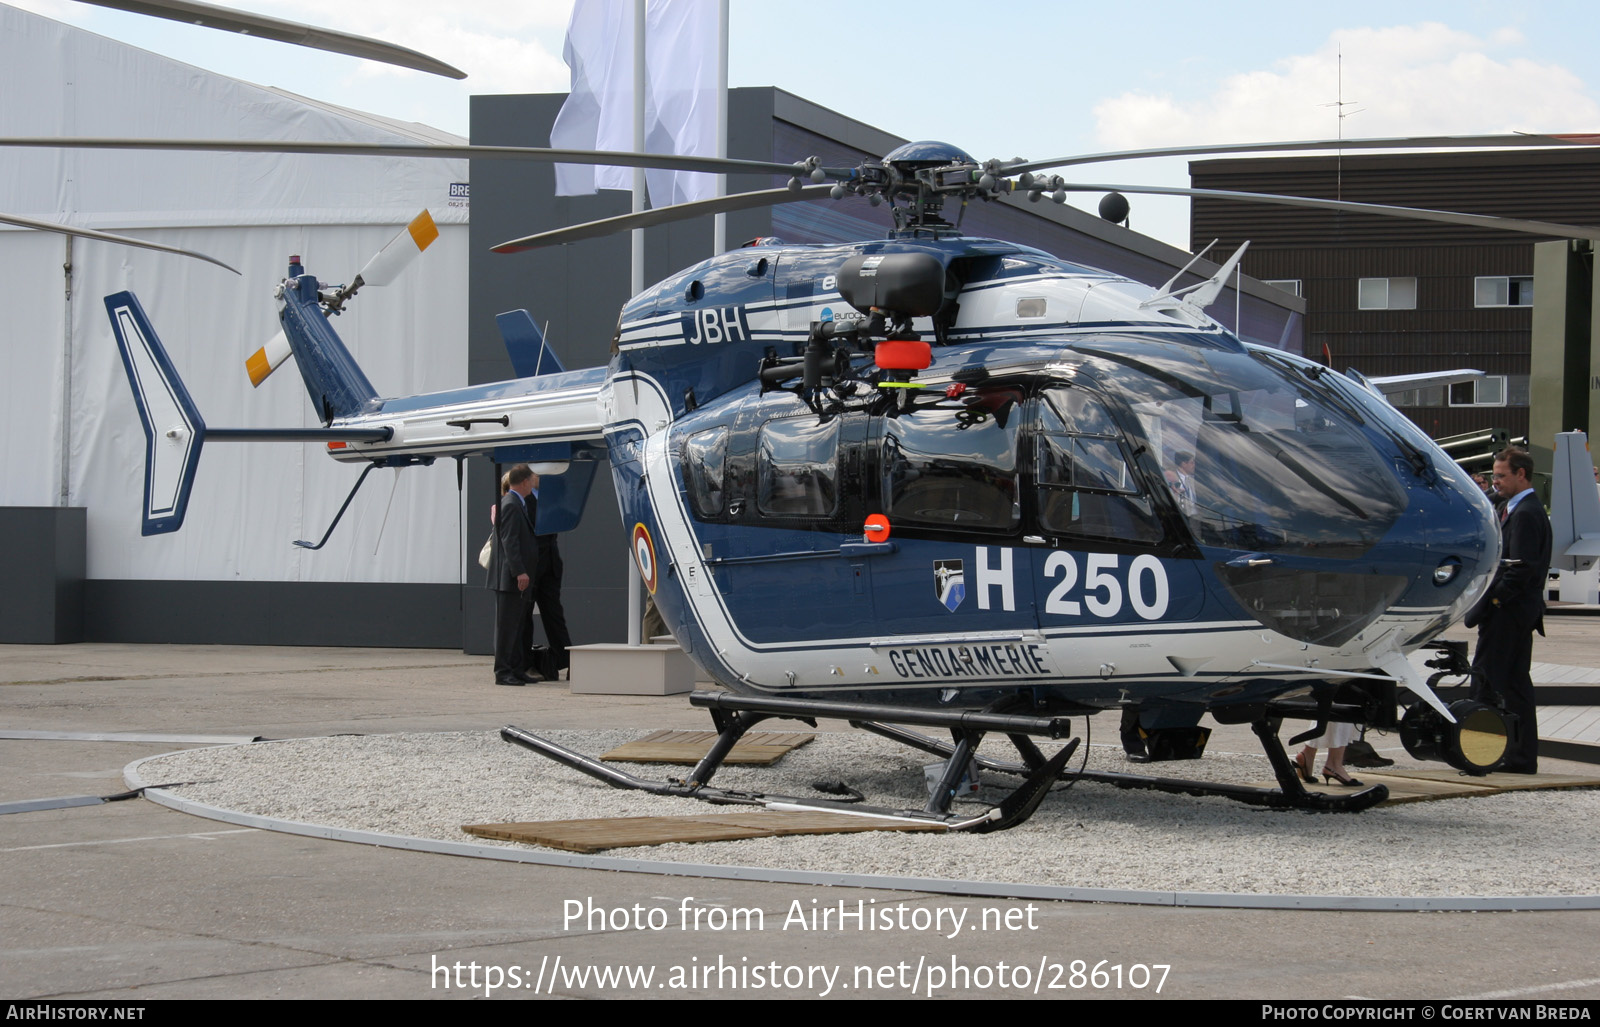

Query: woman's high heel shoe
left=1293, top=750, right=1316, bottom=784
left=1322, top=766, right=1363, bottom=787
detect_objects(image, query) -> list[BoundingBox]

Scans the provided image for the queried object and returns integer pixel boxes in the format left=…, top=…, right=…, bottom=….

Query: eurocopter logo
left=934, top=560, right=965, bottom=612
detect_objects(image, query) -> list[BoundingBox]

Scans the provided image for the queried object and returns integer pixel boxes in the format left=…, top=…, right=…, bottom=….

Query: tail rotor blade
left=245, top=329, right=294, bottom=388
left=356, top=209, right=439, bottom=288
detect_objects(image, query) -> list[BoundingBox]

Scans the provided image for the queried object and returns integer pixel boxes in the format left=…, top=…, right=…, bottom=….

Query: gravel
left=132, top=728, right=1600, bottom=898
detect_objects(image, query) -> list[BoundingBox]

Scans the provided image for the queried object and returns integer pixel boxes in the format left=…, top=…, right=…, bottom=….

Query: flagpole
left=630, top=0, right=646, bottom=297
left=712, top=0, right=728, bottom=254
left=627, top=0, right=646, bottom=648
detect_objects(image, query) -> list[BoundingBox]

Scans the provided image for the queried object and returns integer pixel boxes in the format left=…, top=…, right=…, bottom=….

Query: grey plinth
left=568, top=643, right=696, bottom=695
left=0, top=507, right=85, bottom=643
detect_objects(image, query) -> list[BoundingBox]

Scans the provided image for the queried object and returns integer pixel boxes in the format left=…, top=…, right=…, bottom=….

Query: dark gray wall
left=86, top=581, right=460, bottom=647
left=0, top=507, right=85, bottom=643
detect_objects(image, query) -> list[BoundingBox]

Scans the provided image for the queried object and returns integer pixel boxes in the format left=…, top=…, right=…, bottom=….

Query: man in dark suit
left=489, top=464, right=541, bottom=686
left=1465, top=447, right=1551, bottom=773
left=531, top=484, right=572, bottom=677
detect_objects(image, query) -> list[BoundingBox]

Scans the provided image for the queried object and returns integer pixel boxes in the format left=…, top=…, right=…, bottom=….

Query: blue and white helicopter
left=19, top=129, right=1600, bottom=830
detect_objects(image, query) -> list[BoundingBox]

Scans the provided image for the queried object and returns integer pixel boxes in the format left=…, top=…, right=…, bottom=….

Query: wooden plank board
left=463, top=810, right=944, bottom=854
left=1247, top=769, right=1600, bottom=805
left=1372, top=768, right=1600, bottom=792
left=601, top=730, right=815, bottom=766
left=1541, top=706, right=1600, bottom=741
left=1531, top=661, right=1600, bottom=684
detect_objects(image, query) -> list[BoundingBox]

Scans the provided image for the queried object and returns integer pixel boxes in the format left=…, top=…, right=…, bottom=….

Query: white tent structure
left=0, top=4, right=471, bottom=597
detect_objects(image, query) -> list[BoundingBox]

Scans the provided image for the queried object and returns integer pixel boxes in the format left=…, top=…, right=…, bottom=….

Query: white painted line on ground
left=0, top=828, right=257, bottom=853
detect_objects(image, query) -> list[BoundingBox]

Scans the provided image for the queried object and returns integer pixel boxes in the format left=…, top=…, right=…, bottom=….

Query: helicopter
left=15, top=126, right=1600, bottom=832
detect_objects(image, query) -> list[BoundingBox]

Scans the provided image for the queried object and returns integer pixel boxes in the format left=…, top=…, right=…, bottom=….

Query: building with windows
left=1189, top=147, right=1600, bottom=440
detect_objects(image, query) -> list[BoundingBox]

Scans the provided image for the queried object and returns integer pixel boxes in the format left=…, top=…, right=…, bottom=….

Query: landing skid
left=502, top=697, right=1388, bottom=834
left=866, top=715, right=1390, bottom=812
left=501, top=690, right=1082, bottom=833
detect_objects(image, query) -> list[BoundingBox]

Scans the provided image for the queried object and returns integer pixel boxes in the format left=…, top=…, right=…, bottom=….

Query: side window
left=883, top=401, right=1020, bottom=531
left=757, top=417, right=840, bottom=518
left=681, top=427, right=728, bottom=520
left=1035, top=388, right=1162, bottom=544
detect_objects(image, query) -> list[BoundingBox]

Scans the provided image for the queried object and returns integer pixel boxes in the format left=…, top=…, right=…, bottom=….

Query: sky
left=11, top=0, right=1600, bottom=249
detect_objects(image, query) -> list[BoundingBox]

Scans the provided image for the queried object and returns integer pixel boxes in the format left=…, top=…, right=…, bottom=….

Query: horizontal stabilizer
left=496, top=309, right=566, bottom=377
left=1365, top=369, right=1484, bottom=396
left=105, top=291, right=206, bottom=535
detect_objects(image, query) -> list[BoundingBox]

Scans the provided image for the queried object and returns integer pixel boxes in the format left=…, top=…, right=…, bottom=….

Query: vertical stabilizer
left=1551, top=430, right=1600, bottom=571
left=104, top=292, right=206, bottom=535
left=496, top=309, right=567, bottom=377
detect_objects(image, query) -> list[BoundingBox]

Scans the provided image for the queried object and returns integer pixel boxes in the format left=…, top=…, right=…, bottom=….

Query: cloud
left=257, top=0, right=575, bottom=92
left=5, top=0, right=91, bottom=21
left=1092, top=22, right=1600, bottom=148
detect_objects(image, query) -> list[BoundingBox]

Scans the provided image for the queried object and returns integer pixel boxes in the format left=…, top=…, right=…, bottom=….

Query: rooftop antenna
left=1317, top=47, right=1365, bottom=202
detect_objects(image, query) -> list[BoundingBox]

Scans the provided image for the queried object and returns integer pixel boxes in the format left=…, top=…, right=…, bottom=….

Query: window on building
left=1358, top=277, right=1418, bottom=310
left=1448, top=376, right=1508, bottom=408
left=1263, top=279, right=1302, bottom=297
left=1474, top=276, right=1533, bottom=308
left=1390, top=386, right=1446, bottom=408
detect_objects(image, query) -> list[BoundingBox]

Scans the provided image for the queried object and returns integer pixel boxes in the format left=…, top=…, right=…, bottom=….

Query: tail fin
left=1551, top=430, right=1600, bottom=571
left=496, top=309, right=566, bottom=377
left=104, top=292, right=206, bottom=535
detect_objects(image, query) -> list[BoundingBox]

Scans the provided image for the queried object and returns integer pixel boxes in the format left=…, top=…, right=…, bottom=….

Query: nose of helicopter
left=1381, top=449, right=1502, bottom=640
left=1209, top=440, right=1500, bottom=652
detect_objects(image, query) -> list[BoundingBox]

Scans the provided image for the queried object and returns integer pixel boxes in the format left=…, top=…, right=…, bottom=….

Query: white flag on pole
left=551, top=0, right=720, bottom=205
left=645, top=0, right=718, bottom=205
left=550, top=0, right=636, bottom=195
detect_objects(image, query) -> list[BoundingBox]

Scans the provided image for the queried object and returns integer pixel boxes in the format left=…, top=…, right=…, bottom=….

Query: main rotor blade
left=492, top=184, right=837, bottom=253
left=1054, top=182, right=1600, bottom=241
left=0, top=138, right=818, bottom=178
left=1009, top=133, right=1600, bottom=176
left=72, top=0, right=467, bottom=79
left=0, top=212, right=239, bottom=272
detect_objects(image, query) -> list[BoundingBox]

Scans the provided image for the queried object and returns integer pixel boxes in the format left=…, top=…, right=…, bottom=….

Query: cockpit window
left=1035, top=388, right=1163, bottom=543
left=882, top=402, right=1020, bottom=531
left=682, top=427, right=728, bottom=519
left=1077, top=340, right=1408, bottom=558
left=1042, top=388, right=1119, bottom=437
left=758, top=416, right=840, bottom=518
